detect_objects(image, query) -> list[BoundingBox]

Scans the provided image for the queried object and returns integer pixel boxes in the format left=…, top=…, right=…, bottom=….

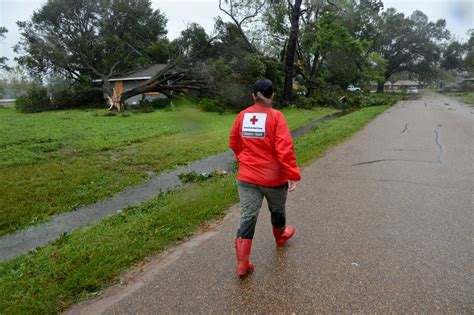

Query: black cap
left=253, top=79, right=273, bottom=98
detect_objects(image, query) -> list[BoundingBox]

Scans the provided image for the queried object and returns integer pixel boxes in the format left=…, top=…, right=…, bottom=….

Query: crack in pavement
left=434, top=128, right=443, bottom=163
left=391, top=148, right=429, bottom=152
left=353, top=126, right=444, bottom=167
left=318, top=172, right=470, bottom=192
left=352, top=159, right=438, bottom=166
left=401, top=123, right=408, bottom=134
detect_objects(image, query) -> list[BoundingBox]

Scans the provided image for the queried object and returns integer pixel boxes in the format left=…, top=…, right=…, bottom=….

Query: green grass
left=0, top=104, right=389, bottom=314
left=461, top=92, right=474, bottom=104
left=441, top=91, right=474, bottom=105
left=0, top=101, right=335, bottom=236
left=0, top=176, right=240, bottom=314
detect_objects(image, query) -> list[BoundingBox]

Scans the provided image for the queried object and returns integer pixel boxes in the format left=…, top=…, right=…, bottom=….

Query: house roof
left=393, top=80, right=418, bottom=86
left=93, top=64, right=168, bottom=82
left=367, top=81, right=391, bottom=85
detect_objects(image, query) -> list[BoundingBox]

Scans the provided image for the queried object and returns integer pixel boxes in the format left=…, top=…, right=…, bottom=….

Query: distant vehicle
left=347, top=84, right=362, bottom=92
left=407, top=87, right=418, bottom=94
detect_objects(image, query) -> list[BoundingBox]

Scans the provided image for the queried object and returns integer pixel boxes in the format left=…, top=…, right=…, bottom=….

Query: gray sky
left=1, top=0, right=473, bottom=68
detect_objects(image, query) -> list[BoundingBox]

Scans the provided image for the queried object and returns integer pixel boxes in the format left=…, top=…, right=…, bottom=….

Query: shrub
left=134, top=100, right=155, bottom=113
left=207, top=53, right=283, bottom=111
left=294, top=96, right=317, bottom=109
left=15, top=85, right=52, bottom=113
left=342, top=93, right=363, bottom=108
left=199, top=98, right=225, bottom=113
left=148, top=97, right=172, bottom=109
left=294, top=91, right=398, bottom=110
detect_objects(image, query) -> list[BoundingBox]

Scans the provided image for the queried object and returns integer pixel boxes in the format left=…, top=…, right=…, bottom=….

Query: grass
left=461, top=92, right=474, bottom=104
left=0, top=104, right=390, bottom=314
left=0, top=100, right=335, bottom=236
left=440, top=91, right=474, bottom=105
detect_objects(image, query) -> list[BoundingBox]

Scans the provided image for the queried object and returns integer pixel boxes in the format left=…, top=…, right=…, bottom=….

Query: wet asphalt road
left=67, top=93, right=473, bottom=314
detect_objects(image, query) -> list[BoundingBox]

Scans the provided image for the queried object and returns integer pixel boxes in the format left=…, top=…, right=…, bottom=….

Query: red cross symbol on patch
left=250, top=115, right=259, bottom=125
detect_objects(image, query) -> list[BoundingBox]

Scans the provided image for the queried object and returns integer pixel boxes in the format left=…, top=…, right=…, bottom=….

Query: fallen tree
left=115, top=61, right=209, bottom=109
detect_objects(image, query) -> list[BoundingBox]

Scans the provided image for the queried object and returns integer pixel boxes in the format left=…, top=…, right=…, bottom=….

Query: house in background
left=392, top=80, right=419, bottom=91
left=460, top=77, right=474, bottom=88
left=366, top=81, right=393, bottom=92
left=94, top=64, right=168, bottom=105
left=384, top=81, right=393, bottom=92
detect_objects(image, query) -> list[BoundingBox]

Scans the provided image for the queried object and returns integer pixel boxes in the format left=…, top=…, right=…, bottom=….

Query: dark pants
left=236, top=180, right=288, bottom=239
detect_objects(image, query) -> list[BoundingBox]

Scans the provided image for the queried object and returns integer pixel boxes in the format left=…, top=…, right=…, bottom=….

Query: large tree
left=310, top=12, right=377, bottom=88
left=339, top=0, right=384, bottom=42
left=281, top=0, right=303, bottom=102
left=0, top=27, right=9, bottom=71
left=15, top=0, right=167, bottom=102
left=374, top=9, right=449, bottom=90
left=442, top=41, right=466, bottom=72
left=464, top=30, right=474, bottom=75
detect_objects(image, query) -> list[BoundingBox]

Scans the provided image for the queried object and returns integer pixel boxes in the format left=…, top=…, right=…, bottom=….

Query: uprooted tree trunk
left=106, top=88, right=122, bottom=111
left=84, top=59, right=124, bottom=111
left=120, top=61, right=208, bottom=102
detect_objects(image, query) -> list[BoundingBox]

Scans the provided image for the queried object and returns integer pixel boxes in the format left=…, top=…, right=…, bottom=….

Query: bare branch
left=218, top=0, right=258, bottom=52
left=240, top=1, right=266, bottom=25
left=298, top=8, right=309, bottom=17
left=287, top=0, right=294, bottom=11
left=326, top=0, right=338, bottom=9
left=219, top=0, right=238, bottom=25
left=108, top=60, right=121, bottom=77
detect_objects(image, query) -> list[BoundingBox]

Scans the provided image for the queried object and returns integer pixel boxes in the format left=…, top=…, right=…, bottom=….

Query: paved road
left=68, top=93, right=473, bottom=314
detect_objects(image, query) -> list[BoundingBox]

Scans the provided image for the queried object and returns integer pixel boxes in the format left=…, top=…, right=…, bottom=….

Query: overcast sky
left=1, top=0, right=473, bottom=68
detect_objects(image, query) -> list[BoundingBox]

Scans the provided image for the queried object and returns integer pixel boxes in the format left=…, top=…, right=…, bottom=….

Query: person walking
left=229, top=79, right=301, bottom=277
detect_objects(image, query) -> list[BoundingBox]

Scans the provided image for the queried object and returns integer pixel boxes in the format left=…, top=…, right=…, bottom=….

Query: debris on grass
left=178, top=170, right=229, bottom=183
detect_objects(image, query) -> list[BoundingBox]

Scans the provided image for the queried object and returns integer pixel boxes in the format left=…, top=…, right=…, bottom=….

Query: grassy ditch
left=0, top=104, right=390, bottom=314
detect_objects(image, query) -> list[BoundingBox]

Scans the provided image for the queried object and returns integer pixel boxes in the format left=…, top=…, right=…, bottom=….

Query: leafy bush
left=295, top=89, right=348, bottom=109
left=148, top=97, right=172, bottom=109
left=199, top=98, right=225, bottom=113
left=134, top=100, right=155, bottom=113
left=363, top=93, right=398, bottom=106
left=15, top=85, right=52, bottom=113
left=207, top=53, right=283, bottom=111
left=47, top=80, right=102, bottom=109
left=342, top=93, right=363, bottom=108
left=295, top=91, right=398, bottom=110
left=294, top=96, right=315, bottom=109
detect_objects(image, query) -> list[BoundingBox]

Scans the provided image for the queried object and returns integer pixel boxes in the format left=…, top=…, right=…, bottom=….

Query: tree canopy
left=10, top=0, right=469, bottom=111
left=15, top=0, right=167, bottom=99
left=0, top=27, right=9, bottom=71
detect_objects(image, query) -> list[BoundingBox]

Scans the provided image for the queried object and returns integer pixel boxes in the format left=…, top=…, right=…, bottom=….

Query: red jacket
left=229, top=102, right=301, bottom=187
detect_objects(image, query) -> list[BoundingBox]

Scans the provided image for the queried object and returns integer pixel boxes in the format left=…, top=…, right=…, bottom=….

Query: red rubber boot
left=272, top=226, right=295, bottom=246
left=235, top=238, right=254, bottom=277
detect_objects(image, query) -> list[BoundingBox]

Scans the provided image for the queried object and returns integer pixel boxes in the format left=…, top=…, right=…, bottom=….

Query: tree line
left=0, top=0, right=473, bottom=111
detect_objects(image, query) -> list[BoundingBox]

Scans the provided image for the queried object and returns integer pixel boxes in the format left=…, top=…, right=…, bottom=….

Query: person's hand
left=288, top=180, right=297, bottom=192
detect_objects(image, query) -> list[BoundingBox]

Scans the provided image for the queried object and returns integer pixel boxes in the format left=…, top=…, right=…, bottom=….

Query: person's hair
left=253, top=91, right=273, bottom=106
left=253, top=79, right=274, bottom=106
